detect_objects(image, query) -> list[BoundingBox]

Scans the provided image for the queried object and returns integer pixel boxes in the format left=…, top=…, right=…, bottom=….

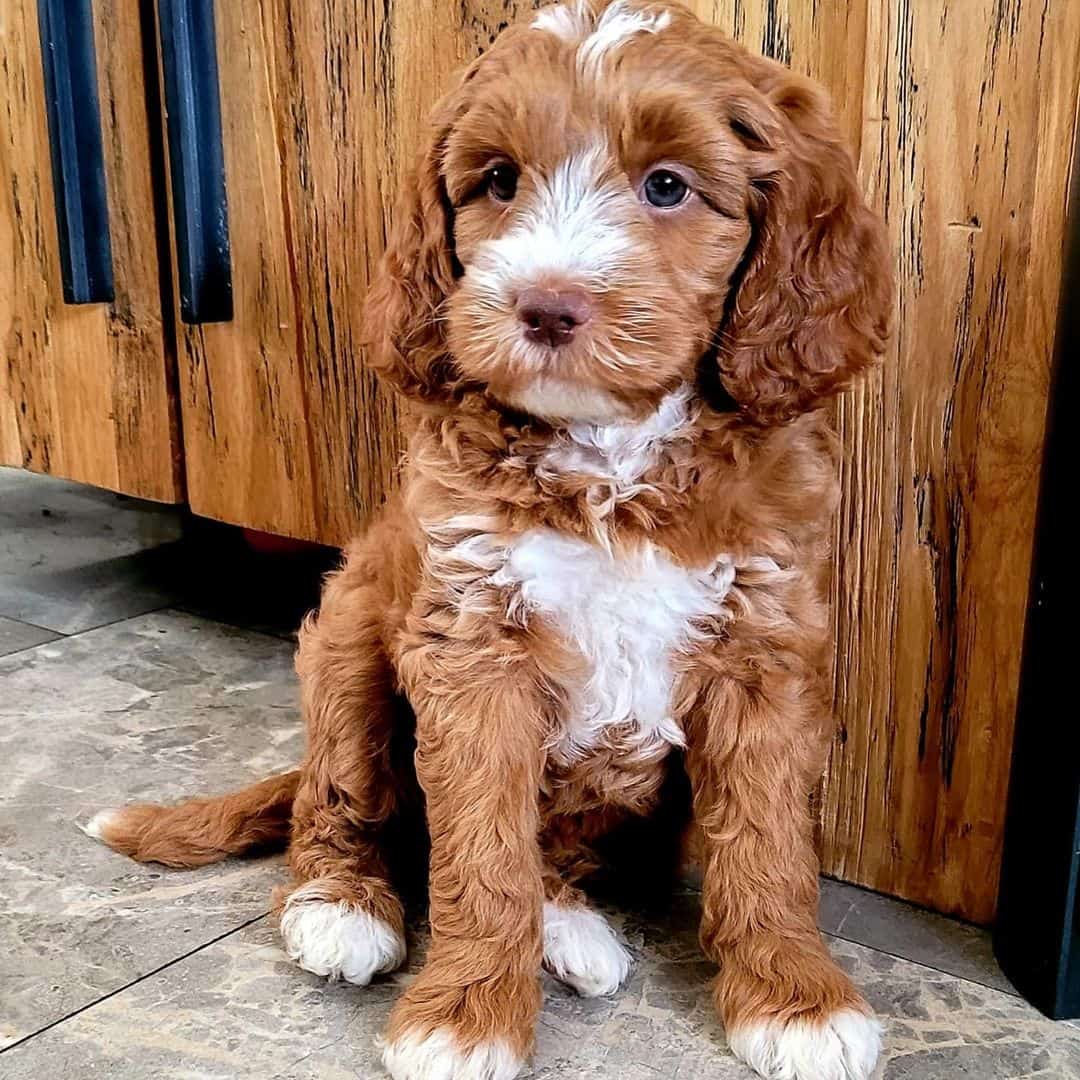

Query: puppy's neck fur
left=537, top=383, right=697, bottom=488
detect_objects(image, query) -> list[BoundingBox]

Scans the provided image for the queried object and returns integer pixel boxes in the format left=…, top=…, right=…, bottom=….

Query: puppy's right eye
left=642, top=169, right=690, bottom=209
left=486, top=163, right=519, bottom=202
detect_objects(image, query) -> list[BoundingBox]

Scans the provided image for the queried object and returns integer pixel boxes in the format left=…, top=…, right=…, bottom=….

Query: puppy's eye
left=485, top=163, right=519, bottom=202
left=642, top=169, right=690, bottom=208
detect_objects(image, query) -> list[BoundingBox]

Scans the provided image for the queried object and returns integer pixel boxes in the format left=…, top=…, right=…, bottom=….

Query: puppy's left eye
left=642, top=169, right=690, bottom=208
left=485, top=163, right=519, bottom=202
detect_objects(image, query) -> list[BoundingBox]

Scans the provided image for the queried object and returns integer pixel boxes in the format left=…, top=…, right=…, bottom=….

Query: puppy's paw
left=728, top=1009, right=883, bottom=1080
left=542, top=901, right=632, bottom=997
left=384, top=959, right=537, bottom=1080
left=279, top=882, right=405, bottom=986
left=381, top=1029, right=524, bottom=1080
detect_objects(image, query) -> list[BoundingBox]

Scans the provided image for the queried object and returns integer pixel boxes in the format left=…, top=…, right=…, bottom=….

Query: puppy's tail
left=82, top=770, right=301, bottom=868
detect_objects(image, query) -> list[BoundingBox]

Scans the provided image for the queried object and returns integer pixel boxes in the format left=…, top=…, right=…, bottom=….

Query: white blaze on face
left=459, top=145, right=647, bottom=421
left=467, top=144, right=634, bottom=301
left=457, top=4, right=676, bottom=423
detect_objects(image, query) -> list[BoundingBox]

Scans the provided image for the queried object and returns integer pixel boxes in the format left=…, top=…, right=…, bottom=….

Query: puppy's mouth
left=461, top=312, right=693, bottom=425
left=490, top=310, right=642, bottom=424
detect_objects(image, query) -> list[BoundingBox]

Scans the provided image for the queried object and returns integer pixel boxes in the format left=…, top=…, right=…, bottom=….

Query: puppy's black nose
left=516, top=287, right=591, bottom=348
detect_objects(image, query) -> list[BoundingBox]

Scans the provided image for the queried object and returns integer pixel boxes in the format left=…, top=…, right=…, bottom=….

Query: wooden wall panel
left=0, top=0, right=181, bottom=501
left=820, top=0, right=1080, bottom=924
left=171, top=0, right=377, bottom=543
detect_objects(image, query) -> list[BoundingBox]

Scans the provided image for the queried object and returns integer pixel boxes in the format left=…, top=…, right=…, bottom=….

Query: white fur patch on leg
left=728, top=1009, right=883, bottom=1080
left=381, top=1029, right=524, bottom=1080
left=542, top=901, right=632, bottom=997
left=81, top=809, right=119, bottom=842
left=279, top=882, right=405, bottom=986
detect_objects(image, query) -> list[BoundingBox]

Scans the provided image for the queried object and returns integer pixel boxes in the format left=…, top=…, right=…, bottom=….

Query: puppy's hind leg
left=278, top=555, right=411, bottom=988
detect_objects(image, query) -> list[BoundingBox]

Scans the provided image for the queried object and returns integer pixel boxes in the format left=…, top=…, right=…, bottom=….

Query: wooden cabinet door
left=825, top=0, right=1077, bottom=926
left=0, top=1, right=181, bottom=502
left=174, top=3, right=527, bottom=544
left=686, top=0, right=1079, bottom=923
left=184, top=1, right=1078, bottom=921
left=169, top=2, right=398, bottom=543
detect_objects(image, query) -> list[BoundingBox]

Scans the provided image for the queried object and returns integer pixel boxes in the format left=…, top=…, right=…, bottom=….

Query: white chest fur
left=493, top=530, right=735, bottom=764
left=425, top=385, right=735, bottom=766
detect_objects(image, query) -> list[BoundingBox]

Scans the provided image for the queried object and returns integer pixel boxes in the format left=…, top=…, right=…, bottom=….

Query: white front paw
left=728, top=1009, right=883, bottom=1080
left=279, top=884, right=405, bottom=986
left=542, top=901, right=632, bottom=997
left=381, top=1029, right=524, bottom=1080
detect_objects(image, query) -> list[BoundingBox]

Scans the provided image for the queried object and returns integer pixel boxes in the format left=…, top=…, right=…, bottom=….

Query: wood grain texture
left=820, top=0, right=1080, bottom=924
left=687, top=0, right=868, bottom=155
left=698, top=0, right=1079, bottom=924
left=0, top=0, right=181, bottom=501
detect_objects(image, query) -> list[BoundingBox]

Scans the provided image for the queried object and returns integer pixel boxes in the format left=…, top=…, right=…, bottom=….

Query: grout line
left=2, top=604, right=300, bottom=650
left=0, top=613, right=64, bottom=637
left=0, top=603, right=177, bottom=645
left=821, top=928, right=1020, bottom=999
left=0, top=912, right=269, bottom=1056
left=0, top=639, right=66, bottom=662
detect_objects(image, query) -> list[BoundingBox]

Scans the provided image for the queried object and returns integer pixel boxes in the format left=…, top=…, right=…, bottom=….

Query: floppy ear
left=363, top=90, right=469, bottom=404
left=717, top=61, right=893, bottom=425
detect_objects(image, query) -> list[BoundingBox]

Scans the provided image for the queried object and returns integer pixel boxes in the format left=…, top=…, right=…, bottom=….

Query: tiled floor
left=1, top=466, right=1077, bottom=1079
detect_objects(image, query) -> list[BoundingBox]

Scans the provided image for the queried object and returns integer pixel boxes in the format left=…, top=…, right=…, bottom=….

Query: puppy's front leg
left=382, top=630, right=547, bottom=1080
left=684, top=619, right=882, bottom=1080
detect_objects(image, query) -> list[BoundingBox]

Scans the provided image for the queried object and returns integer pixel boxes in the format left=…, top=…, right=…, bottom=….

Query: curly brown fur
left=91, top=5, right=892, bottom=1079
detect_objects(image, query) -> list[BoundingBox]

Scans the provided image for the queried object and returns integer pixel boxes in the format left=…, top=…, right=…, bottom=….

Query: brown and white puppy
left=87, top=3, right=893, bottom=1078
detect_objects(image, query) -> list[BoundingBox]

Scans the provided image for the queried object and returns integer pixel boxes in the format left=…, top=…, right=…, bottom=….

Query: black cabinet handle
left=37, top=0, right=115, bottom=305
left=158, top=0, right=232, bottom=324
